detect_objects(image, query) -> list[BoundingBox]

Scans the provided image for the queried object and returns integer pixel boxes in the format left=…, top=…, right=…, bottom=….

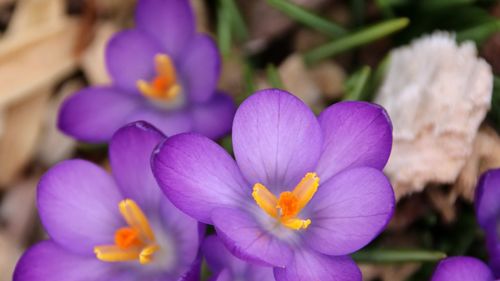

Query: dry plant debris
left=0, top=0, right=79, bottom=186
left=376, top=32, right=493, bottom=199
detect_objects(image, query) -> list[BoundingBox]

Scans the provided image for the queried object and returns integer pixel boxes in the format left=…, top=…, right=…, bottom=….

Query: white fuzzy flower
left=375, top=32, right=493, bottom=199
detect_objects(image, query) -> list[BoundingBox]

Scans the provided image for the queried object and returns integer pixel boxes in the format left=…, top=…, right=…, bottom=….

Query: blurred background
left=0, top=0, right=499, bottom=280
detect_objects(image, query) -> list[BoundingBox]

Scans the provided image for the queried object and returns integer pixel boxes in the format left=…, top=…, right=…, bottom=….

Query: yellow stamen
left=252, top=173, right=320, bottom=231
left=119, top=199, right=155, bottom=242
left=94, top=199, right=159, bottom=264
left=139, top=244, right=160, bottom=264
left=94, top=245, right=141, bottom=262
left=290, top=172, right=319, bottom=213
left=281, top=218, right=312, bottom=230
left=252, top=183, right=278, bottom=218
left=137, top=54, right=181, bottom=101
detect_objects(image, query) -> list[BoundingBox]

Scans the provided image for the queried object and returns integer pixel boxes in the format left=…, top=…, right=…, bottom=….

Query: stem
left=267, top=0, right=347, bottom=37
left=303, top=18, right=409, bottom=64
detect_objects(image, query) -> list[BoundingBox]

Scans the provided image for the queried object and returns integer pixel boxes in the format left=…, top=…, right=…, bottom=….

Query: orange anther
left=252, top=173, right=319, bottom=231
left=114, top=227, right=141, bottom=249
left=277, top=191, right=300, bottom=218
left=137, top=53, right=181, bottom=101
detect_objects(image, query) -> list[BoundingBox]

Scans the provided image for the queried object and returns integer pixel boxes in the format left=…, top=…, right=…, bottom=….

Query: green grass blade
left=457, top=20, right=500, bottom=44
left=266, top=63, right=284, bottom=89
left=267, top=0, right=347, bottom=37
left=217, top=0, right=232, bottom=56
left=344, top=66, right=371, bottom=100
left=303, top=18, right=409, bottom=64
left=239, top=63, right=257, bottom=103
left=487, top=76, right=500, bottom=130
left=353, top=249, right=447, bottom=263
left=222, top=0, right=248, bottom=41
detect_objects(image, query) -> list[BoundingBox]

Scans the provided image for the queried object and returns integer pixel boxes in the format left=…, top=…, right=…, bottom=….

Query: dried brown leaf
left=455, top=126, right=500, bottom=201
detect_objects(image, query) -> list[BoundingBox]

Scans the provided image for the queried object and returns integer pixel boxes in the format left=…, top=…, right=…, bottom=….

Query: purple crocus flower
left=59, top=0, right=235, bottom=143
left=202, top=235, right=274, bottom=281
left=475, top=168, right=500, bottom=277
left=14, top=121, right=202, bottom=281
left=152, top=89, right=395, bottom=280
left=431, top=256, right=497, bottom=281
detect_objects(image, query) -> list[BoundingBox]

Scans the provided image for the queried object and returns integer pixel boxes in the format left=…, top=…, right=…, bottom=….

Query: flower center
left=137, top=54, right=181, bottom=102
left=94, top=199, right=159, bottom=264
left=252, top=173, right=319, bottom=230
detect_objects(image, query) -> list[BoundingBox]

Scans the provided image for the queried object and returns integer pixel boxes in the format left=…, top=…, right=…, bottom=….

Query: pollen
left=114, top=227, right=141, bottom=249
left=137, top=54, right=181, bottom=102
left=277, top=192, right=299, bottom=218
left=252, top=173, right=320, bottom=230
left=94, top=199, right=159, bottom=264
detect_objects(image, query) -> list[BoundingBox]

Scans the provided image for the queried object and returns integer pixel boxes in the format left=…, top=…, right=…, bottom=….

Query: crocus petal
left=190, top=92, right=236, bottom=139
left=180, top=35, right=221, bottom=103
left=315, top=101, right=392, bottom=182
left=179, top=255, right=202, bottom=281
left=58, top=86, right=141, bottom=143
left=490, top=255, right=500, bottom=279
left=159, top=196, right=202, bottom=275
left=135, top=0, right=195, bottom=58
left=304, top=167, right=395, bottom=256
left=127, top=106, right=193, bottom=137
left=202, top=235, right=238, bottom=274
left=152, top=133, right=248, bottom=223
left=211, top=207, right=293, bottom=267
left=203, top=235, right=275, bottom=281
left=109, top=121, right=165, bottom=211
left=484, top=225, right=500, bottom=277
left=38, top=160, right=123, bottom=255
left=475, top=169, right=500, bottom=228
left=273, top=249, right=361, bottom=281
left=13, top=240, right=123, bottom=281
left=213, top=269, right=232, bottom=281
left=232, top=89, right=322, bottom=193
left=431, top=256, right=494, bottom=281
left=106, top=29, right=164, bottom=92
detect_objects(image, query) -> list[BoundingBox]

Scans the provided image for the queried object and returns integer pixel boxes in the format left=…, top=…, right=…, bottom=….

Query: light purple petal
left=58, top=86, right=141, bottom=143
left=109, top=121, right=165, bottom=211
left=316, top=101, right=392, bottom=182
left=211, top=207, right=293, bottom=268
left=304, top=167, right=395, bottom=256
left=127, top=106, right=193, bottom=137
left=13, top=240, right=123, bottom=281
left=190, top=92, right=236, bottom=139
left=135, top=0, right=195, bottom=58
left=202, top=235, right=238, bottom=274
left=232, top=89, right=322, bottom=194
left=203, top=235, right=275, bottom=281
left=38, top=160, right=123, bottom=255
left=273, top=249, right=361, bottom=281
left=178, top=255, right=202, bottom=281
left=475, top=169, right=500, bottom=228
left=180, top=35, right=221, bottom=103
left=152, top=133, right=248, bottom=223
left=159, top=196, right=202, bottom=276
left=106, top=29, right=163, bottom=92
left=202, top=235, right=248, bottom=276
left=431, top=257, right=494, bottom=281
left=213, top=269, right=232, bottom=281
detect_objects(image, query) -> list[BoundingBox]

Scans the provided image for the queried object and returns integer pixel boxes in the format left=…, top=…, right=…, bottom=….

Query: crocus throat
left=137, top=54, right=181, bottom=102
left=252, top=173, right=319, bottom=230
left=94, top=199, right=159, bottom=264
